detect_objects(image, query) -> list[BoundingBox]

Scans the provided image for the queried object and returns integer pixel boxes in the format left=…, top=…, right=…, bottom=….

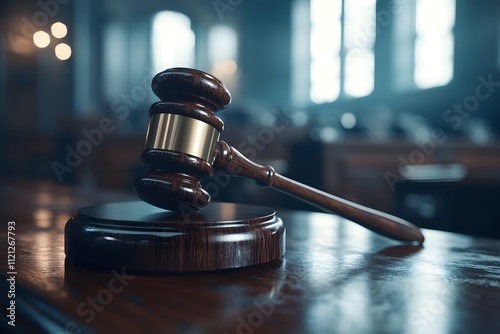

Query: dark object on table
left=65, top=201, right=285, bottom=272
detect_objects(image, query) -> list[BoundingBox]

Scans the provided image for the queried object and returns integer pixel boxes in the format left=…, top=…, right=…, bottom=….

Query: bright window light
left=414, top=0, right=455, bottom=88
left=151, top=11, right=195, bottom=73
left=345, top=49, right=375, bottom=97
left=309, top=0, right=374, bottom=103
left=209, top=25, right=237, bottom=63
left=310, top=0, right=342, bottom=104
left=208, top=25, right=238, bottom=76
left=344, top=0, right=375, bottom=97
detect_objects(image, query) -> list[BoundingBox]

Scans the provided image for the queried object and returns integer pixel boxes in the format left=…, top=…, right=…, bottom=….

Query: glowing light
left=55, top=43, right=72, bottom=60
left=319, top=127, right=339, bottom=142
left=51, top=22, right=68, bottom=39
left=344, top=0, right=375, bottom=98
left=414, top=0, right=455, bottom=88
left=151, top=11, right=195, bottom=73
left=225, top=60, right=237, bottom=74
left=209, top=25, right=238, bottom=63
left=341, top=112, right=357, bottom=129
left=219, top=59, right=237, bottom=75
left=344, top=49, right=374, bottom=97
left=209, top=25, right=238, bottom=79
left=310, top=0, right=342, bottom=103
left=309, top=0, right=375, bottom=103
left=34, top=209, right=52, bottom=229
left=33, top=31, right=50, bottom=48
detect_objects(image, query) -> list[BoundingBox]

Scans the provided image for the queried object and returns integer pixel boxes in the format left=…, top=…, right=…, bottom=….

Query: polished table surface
left=1, top=181, right=499, bottom=334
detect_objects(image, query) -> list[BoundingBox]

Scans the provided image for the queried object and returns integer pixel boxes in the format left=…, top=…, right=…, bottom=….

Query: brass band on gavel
left=145, top=113, right=220, bottom=163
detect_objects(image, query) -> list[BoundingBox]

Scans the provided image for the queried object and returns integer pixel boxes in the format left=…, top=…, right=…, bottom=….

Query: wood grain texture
left=1, top=182, right=499, bottom=334
left=134, top=149, right=214, bottom=211
left=65, top=201, right=285, bottom=272
left=152, top=67, right=232, bottom=111
left=214, top=141, right=425, bottom=243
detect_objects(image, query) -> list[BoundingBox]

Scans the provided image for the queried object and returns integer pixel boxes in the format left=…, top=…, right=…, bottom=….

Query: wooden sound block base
left=65, top=201, right=285, bottom=272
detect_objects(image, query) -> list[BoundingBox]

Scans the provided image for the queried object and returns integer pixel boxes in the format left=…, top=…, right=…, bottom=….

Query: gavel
left=133, top=68, right=425, bottom=243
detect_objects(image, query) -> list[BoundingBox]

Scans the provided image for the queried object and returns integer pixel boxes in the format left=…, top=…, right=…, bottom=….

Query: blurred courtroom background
left=1, top=0, right=500, bottom=238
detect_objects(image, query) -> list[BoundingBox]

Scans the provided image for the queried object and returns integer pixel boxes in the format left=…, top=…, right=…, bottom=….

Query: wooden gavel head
left=133, top=68, right=231, bottom=211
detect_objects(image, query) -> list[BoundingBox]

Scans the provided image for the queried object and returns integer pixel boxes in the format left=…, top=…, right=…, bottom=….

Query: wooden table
left=1, top=181, right=499, bottom=333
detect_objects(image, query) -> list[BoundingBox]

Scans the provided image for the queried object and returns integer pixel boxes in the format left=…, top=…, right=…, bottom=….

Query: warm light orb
left=222, top=59, right=237, bottom=75
left=55, top=43, right=72, bottom=60
left=33, top=31, right=50, bottom=48
left=51, top=22, right=68, bottom=39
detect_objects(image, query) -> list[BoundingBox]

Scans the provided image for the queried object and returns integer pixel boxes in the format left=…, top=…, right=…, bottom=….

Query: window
left=298, top=0, right=457, bottom=105
left=103, top=21, right=128, bottom=101
left=343, top=0, right=376, bottom=98
left=310, top=0, right=342, bottom=103
left=414, top=0, right=455, bottom=89
left=208, top=25, right=238, bottom=77
left=309, top=0, right=376, bottom=104
left=394, top=0, right=456, bottom=90
left=151, top=11, right=195, bottom=74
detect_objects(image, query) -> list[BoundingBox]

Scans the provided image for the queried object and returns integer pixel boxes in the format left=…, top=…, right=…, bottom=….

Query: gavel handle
left=214, top=141, right=425, bottom=243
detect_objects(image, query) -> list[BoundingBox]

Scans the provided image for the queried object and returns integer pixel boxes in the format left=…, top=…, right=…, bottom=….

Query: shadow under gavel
left=133, top=68, right=425, bottom=244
